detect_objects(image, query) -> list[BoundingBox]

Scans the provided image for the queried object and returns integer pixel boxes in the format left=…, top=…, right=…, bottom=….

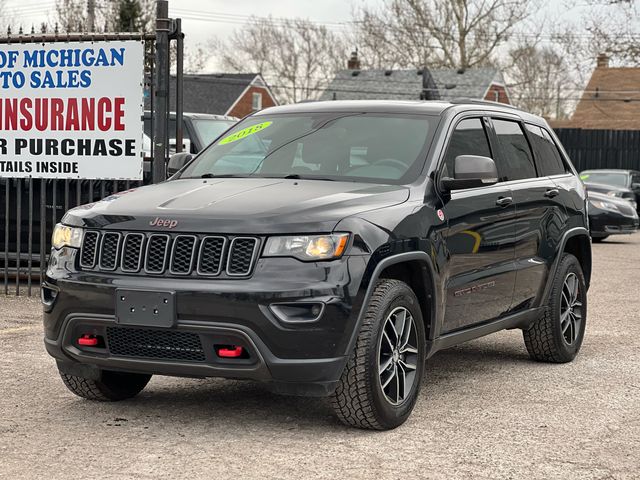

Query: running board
left=427, top=308, right=542, bottom=358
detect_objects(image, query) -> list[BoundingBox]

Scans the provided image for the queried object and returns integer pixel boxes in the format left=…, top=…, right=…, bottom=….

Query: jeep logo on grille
left=149, top=217, right=178, bottom=229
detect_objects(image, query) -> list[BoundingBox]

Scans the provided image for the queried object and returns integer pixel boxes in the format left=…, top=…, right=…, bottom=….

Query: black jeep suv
left=43, top=100, right=591, bottom=430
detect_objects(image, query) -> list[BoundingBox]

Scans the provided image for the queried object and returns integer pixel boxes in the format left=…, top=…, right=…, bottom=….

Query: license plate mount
left=115, top=289, right=176, bottom=328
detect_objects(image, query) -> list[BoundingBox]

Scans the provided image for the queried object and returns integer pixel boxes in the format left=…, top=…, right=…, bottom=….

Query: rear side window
left=526, top=124, right=567, bottom=176
left=492, top=119, right=536, bottom=181
left=442, top=118, right=492, bottom=177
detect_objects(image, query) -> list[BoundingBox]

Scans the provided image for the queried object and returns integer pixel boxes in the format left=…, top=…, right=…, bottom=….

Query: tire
left=591, top=236, right=607, bottom=243
left=331, top=279, right=426, bottom=430
left=523, top=253, right=587, bottom=363
left=59, top=369, right=152, bottom=401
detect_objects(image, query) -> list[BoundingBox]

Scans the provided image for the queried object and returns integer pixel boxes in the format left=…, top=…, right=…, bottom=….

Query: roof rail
left=449, top=98, right=521, bottom=111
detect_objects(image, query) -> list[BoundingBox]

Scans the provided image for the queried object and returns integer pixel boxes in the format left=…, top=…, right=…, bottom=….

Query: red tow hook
left=217, top=346, right=244, bottom=358
left=77, top=334, right=99, bottom=347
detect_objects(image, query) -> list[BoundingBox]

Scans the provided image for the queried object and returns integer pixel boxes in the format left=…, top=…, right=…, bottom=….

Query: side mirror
left=632, top=183, right=640, bottom=191
left=167, top=152, right=193, bottom=177
left=441, top=155, right=498, bottom=191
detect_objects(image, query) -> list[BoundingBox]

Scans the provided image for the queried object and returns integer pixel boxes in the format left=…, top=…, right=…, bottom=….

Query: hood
left=63, top=178, right=410, bottom=234
left=584, top=182, right=633, bottom=195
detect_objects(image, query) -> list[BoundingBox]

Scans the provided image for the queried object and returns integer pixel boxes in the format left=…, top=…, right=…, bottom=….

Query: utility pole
left=152, top=0, right=169, bottom=183
left=87, top=0, right=96, bottom=30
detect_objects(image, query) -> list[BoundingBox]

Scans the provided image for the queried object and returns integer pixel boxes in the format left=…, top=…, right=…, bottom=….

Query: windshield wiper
left=282, top=174, right=335, bottom=181
left=199, top=173, right=247, bottom=179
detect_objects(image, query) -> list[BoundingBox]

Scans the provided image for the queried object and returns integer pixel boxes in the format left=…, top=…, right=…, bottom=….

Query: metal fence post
left=152, top=0, right=170, bottom=183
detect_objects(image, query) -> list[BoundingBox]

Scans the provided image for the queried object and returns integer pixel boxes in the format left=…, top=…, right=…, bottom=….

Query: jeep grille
left=79, top=231, right=259, bottom=278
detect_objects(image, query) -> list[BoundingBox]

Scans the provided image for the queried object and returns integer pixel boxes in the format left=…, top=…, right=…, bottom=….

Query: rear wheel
left=331, top=279, right=426, bottom=430
left=523, top=253, right=587, bottom=363
left=59, top=368, right=151, bottom=401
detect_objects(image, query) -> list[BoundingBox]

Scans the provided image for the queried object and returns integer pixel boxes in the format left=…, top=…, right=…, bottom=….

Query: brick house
left=551, top=54, right=640, bottom=130
left=320, top=51, right=511, bottom=104
left=166, top=73, right=278, bottom=118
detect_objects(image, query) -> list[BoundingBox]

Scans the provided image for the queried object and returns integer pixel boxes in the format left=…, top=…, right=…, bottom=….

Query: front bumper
left=43, top=253, right=369, bottom=396
left=589, top=209, right=639, bottom=237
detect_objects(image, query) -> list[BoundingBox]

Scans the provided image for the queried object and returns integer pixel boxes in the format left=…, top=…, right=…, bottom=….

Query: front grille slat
left=144, top=234, right=170, bottom=274
left=80, top=231, right=99, bottom=268
left=106, top=327, right=205, bottom=362
left=197, top=236, right=226, bottom=276
left=79, top=231, right=259, bottom=278
left=170, top=235, right=197, bottom=275
left=227, top=237, right=258, bottom=276
left=98, top=232, right=121, bottom=271
left=121, top=233, right=145, bottom=273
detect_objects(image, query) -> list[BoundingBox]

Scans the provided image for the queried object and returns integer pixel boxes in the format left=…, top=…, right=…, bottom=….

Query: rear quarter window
left=525, top=124, right=568, bottom=176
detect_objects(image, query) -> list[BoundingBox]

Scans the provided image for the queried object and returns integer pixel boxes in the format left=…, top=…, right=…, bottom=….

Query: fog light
left=269, top=302, right=325, bottom=323
left=216, top=345, right=244, bottom=358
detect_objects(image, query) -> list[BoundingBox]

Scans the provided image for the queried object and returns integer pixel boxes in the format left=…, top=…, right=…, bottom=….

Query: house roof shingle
left=555, top=66, right=640, bottom=130
left=319, top=67, right=505, bottom=102
left=144, top=73, right=259, bottom=115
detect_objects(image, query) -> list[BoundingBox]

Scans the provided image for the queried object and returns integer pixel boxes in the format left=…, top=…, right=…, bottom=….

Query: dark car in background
left=580, top=169, right=640, bottom=213
left=583, top=182, right=637, bottom=212
left=587, top=190, right=639, bottom=242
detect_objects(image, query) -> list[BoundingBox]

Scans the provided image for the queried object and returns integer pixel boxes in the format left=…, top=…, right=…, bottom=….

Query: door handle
left=545, top=188, right=560, bottom=198
left=496, top=196, right=513, bottom=207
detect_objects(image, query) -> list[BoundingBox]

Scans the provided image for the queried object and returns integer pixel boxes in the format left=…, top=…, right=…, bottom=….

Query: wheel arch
left=540, top=227, right=592, bottom=306
left=346, top=252, right=440, bottom=357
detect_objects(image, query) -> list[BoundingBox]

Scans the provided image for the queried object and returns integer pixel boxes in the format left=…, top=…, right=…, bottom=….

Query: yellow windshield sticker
left=580, top=174, right=589, bottom=180
left=219, top=121, right=272, bottom=145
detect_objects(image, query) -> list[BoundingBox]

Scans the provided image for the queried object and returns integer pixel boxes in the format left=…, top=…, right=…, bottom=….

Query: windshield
left=581, top=171, right=628, bottom=187
left=192, top=119, right=235, bottom=146
left=179, top=113, right=434, bottom=184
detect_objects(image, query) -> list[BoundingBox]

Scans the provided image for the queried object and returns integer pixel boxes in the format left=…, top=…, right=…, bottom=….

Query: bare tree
left=217, top=16, right=348, bottom=103
left=506, top=40, right=569, bottom=117
left=55, top=0, right=154, bottom=32
left=354, top=0, right=535, bottom=70
left=553, top=0, right=640, bottom=84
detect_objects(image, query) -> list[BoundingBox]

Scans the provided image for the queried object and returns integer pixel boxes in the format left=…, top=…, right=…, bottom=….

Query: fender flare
left=344, top=251, right=440, bottom=357
left=539, top=226, right=591, bottom=305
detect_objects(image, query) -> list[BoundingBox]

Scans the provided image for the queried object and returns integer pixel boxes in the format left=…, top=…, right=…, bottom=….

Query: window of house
left=492, top=119, right=536, bottom=181
left=442, top=118, right=492, bottom=178
left=525, top=124, right=567, bottom=176
left=252, top=92, right=263, bottom=111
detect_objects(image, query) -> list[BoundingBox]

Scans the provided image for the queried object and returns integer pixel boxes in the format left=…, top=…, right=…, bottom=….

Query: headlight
left=589, top=199, right=620, bottom=213
left=51, top=224, right=83, bottom=249
left=263, top=233, right=349, bottom=261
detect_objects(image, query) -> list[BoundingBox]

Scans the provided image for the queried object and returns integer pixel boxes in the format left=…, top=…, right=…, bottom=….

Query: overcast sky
left=3, top=0, right=383, bottom=44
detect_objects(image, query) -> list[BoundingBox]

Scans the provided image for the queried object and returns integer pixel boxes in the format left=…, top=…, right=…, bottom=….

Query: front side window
left=525, top=124, right=567, bottom=176
left=442, top=118, right=492, bottom=178
left=179, top=113, right=434, bottom=184
left=492, top=119, right=536, bottom=181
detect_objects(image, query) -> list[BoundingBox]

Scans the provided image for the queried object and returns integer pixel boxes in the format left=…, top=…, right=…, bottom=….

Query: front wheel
left=59, top=368, right=152, bottom=401
left=523, top=253, right=587, bottom=363
left=331, top=279, right=426, bottom=430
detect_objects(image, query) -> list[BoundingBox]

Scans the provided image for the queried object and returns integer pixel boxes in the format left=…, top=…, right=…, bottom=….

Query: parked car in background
left=583, top=182, right=637, bottom=211
left=580, top=169, right=640, bottom=213
left=587, top=190, right=639, bottom=242
left=142, top=111, right=236, bottom=181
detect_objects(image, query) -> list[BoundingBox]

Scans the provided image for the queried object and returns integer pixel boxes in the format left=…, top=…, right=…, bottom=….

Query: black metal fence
left=1, top=1, right=184, bottom=297
left=554, top=128, right=640, bottom=172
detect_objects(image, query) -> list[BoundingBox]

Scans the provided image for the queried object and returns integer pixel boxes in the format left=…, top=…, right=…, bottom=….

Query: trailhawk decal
left=219, top=121, right=272, bottom=145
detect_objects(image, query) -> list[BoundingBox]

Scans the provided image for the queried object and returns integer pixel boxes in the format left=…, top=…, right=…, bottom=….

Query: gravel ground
left=1, top=234, right=639, bottom=480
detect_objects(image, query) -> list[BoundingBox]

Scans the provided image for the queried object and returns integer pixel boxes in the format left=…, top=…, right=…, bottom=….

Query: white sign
left=0, top=40, right=144, bottom=179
